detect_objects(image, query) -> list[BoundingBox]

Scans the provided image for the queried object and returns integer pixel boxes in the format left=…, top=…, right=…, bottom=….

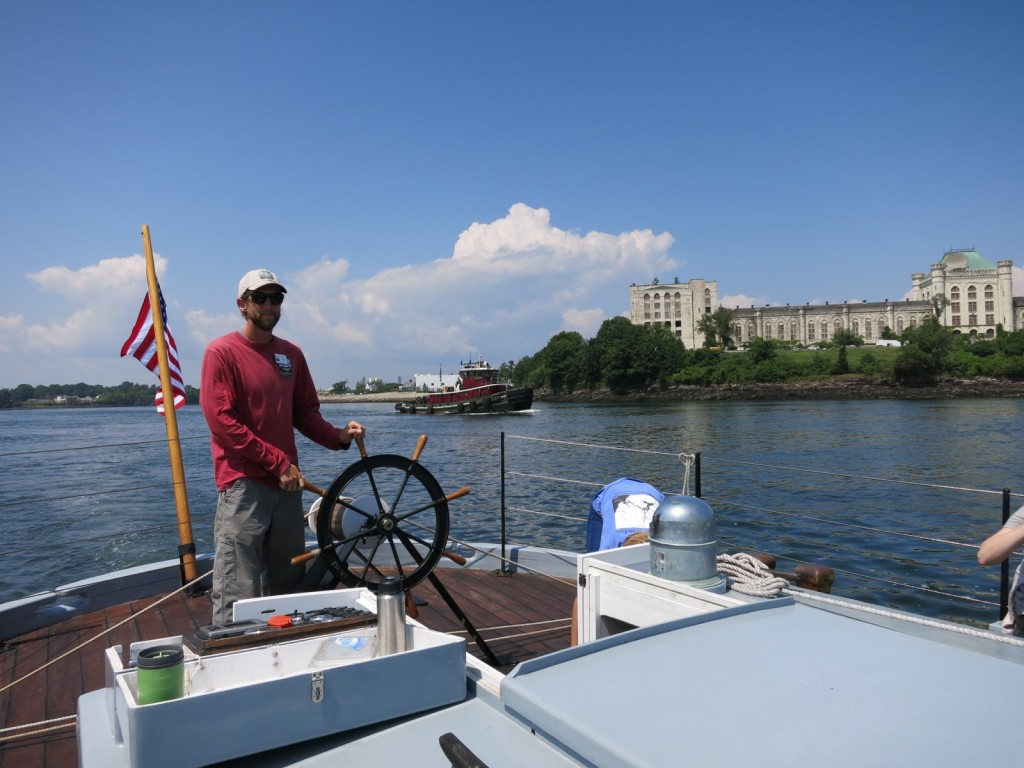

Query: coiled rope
left=716, top=552, right=790, bottom=596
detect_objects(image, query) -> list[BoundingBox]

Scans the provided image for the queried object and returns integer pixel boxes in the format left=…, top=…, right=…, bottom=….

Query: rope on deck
left=720, top=551, right=1024, bottom=648
left=0, top=571, right=208, bottom=697
left=716, top=552, right=790, bottom=597
left=0, top=715, right=77, bottom=744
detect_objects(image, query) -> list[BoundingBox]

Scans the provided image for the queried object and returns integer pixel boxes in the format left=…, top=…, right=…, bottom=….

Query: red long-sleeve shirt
left=200, top=331, right=343, bottom=491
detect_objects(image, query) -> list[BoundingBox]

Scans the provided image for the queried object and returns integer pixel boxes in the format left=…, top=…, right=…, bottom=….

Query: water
left=2, top=398, right=1022, bottom=629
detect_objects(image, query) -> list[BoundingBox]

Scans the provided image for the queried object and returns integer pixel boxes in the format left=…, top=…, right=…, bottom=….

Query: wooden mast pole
left=141, top=224, right=199, bottom=584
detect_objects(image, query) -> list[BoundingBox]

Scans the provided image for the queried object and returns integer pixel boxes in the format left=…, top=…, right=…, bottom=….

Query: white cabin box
left=77, top=589, right=466, bottom=768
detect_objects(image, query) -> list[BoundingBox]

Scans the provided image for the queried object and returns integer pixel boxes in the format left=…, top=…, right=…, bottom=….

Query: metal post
left=500, top=432, right=507, bottom=575
left=694, top=452, right=701, bottom=498
left=1000, top=488, right=1011, bottom=622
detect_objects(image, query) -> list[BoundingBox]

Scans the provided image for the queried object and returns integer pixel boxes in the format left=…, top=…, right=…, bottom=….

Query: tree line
left=506, top=313, right=1024, bottom=394
left=7, top=311, right=1024, bottom=407
left=0, top=381, right=201, bottom=409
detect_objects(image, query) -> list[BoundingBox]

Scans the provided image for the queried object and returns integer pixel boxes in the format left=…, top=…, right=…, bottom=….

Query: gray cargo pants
left=210, top=479, right=305, bottom=626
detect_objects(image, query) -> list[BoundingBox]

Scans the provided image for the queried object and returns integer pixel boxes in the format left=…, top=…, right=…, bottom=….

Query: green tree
left=696, top=307, right=735, bottom=349
left=893, top=316, right=953, bottom=386
left=635, top=324, right=687, bottom=387
left=331, top=380, right=349, bottom=394
left=535, top=331, right=588, bottom=393
left=831, top=328, right=863, bottom=348
left=586, top=317, right=651, bottom=391
left=833, top=344, right=850, bottom=375
left=746, top=337, right=779, bottom=364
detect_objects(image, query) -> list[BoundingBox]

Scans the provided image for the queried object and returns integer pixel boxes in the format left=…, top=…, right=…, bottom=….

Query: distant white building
left=630, top=249, right=1020, bottom=347
left=411, top=373, right=460, bottom=392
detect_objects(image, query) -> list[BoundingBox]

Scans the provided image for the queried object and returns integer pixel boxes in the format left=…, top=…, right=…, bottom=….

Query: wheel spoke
left=315, top=452, right=450, bottom=591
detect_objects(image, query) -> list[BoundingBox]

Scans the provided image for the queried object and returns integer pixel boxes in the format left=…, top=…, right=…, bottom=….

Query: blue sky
left=1, top=1, right=1021, bottom=389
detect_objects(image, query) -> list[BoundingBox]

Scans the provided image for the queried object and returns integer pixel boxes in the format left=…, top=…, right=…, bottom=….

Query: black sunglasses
left=248, top=291, right=285, bottom=306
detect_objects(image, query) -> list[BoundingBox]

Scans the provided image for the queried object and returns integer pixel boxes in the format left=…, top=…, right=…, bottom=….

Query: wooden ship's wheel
left=295, top=436, right=467, bottom=592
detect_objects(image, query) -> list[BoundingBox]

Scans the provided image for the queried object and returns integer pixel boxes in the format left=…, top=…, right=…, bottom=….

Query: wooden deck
left=0, top=568, right=577, bottom=768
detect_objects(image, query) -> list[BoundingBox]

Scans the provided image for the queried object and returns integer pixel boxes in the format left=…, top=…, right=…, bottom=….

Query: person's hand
left=279, top=463, right=303, bottom=491
left=340, top=420, right=365, bottom=447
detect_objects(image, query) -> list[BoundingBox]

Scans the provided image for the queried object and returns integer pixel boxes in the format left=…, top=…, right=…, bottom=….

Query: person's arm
left=978, top=523, right=1024, bottom=566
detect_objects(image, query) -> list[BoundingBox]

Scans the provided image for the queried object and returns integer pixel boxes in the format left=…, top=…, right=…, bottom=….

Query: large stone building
left=629, top=249, right=1021, bottom=348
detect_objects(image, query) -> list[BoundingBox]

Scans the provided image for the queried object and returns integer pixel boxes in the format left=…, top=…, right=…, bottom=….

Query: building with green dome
left=630, top=248, right=1019, bottom=348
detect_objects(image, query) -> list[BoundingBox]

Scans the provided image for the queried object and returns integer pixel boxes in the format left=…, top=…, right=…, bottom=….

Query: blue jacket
left=586, top=477, right=664, bottom=552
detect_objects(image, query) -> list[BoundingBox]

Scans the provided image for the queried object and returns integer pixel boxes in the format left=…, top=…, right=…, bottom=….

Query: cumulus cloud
left=720, top=293, right=766, bottom=309
left=281, top=204, right=677, bottom=377
left=3, top=205, right=677, bottom=386
left=28, top=255, right=165, bottom=301
left=562, top=308, right=605, bottom=337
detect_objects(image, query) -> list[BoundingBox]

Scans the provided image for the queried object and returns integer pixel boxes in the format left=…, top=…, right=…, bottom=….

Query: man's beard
left=251, top=313, right=279, bottom=332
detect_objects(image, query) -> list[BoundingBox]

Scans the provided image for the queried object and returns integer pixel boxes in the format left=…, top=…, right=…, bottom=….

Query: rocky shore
left=541, top=377, right=1024, bottom=402
left=322, top=377, right=1024, bottom=405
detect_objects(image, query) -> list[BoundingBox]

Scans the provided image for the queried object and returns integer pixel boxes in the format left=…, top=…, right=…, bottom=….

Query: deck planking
left=0, top=567, right=576, bottom=768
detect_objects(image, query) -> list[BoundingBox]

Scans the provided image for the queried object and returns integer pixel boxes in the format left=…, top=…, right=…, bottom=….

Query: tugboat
left=395, top=359, right=533, bottom=415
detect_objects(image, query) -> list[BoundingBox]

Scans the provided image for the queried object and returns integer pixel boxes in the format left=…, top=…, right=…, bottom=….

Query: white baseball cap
left=238, top=269, right=287, bottom=298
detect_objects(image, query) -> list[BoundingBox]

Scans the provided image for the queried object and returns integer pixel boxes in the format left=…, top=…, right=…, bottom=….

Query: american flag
left=120, top=285, right=186, bottom=413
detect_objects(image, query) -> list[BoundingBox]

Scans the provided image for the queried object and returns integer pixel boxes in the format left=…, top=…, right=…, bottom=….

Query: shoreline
left=319, top=377, right=1024, bottom=404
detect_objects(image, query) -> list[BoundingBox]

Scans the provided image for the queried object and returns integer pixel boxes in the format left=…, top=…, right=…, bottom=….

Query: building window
left=986, top=314, right=994, bottom=325
left=910, top=317, right=917, bottom=328
left=969, top=313, right=977, bottom=325
left=808, top=323, right=816, bottom=341
left=747, top=321, right=755, bottom=340
left=790, top=321, right=797, bottom=340
left=865, top=320, right=872, bottom=339
left=765, top=323, right=772, bottom=339
left=778, top=322, right=785, bottom=339
left=952, top=315, right=961, bottom=326
left=852, top=320, right=859, bottom=335
left=820, top=321, right=829, bottom=340
left=896, top=317, right=904, bottom=333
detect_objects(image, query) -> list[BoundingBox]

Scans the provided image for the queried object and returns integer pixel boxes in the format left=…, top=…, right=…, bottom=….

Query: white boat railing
left=1, top=425, right=1017, bottom=633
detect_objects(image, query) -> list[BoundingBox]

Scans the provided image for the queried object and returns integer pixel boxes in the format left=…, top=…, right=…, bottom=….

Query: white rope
left=716, top=552, right=790, bottom=597
left=0, top=715, right=77, bottom=743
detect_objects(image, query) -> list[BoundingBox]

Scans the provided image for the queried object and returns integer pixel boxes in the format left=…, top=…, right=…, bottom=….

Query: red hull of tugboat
left=395, top=359, right=533, bottom=414
left=395, top=384, right=533, bottom=414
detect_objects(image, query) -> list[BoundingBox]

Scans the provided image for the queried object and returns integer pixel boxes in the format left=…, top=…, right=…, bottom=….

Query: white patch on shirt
left=275, top=353, right=294, bottom=377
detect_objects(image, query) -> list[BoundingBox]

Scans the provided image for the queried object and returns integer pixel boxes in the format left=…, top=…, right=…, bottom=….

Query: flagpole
left=141, top=224, right=199, bottom=585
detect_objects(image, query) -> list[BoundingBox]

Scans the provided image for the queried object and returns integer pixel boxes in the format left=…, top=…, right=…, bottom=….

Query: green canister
left=136, top=645, right=185, bottom=704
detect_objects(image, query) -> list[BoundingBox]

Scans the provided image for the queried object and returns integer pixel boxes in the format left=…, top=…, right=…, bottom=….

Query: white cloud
left=562, top=308, right=605, bottom=337
left=277, top=204, right=677, bottom=379
left=27, top=255, right=165, bottom=301
left=2, top=205, right=677, bottom=387
left=720, top=293, right=766, bottom=309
